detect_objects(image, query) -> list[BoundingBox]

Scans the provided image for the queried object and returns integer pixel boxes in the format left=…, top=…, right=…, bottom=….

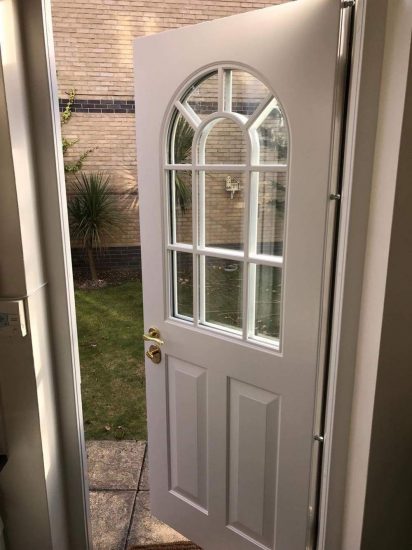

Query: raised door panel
left=228, top=379, right=280, bottom=548
left=168, top=356, right=208, bottom=511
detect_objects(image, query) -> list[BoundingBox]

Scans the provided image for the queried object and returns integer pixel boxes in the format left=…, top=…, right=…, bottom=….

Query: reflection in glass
left=169, top=171, right=192, bottom=244
left=201, top=172, right=246, bottom=251
left=174, top=251, right=193, bottom=319
left=185, top=71, right=219, bottom=120
left=256, top=103, right=288, bottom=164
left=204, top=257, right=243, bottom=331
left=169, top=111, right=194, bottom=164
left=230, top=69, right=269, bottom=117
left=254, top=265, right=282, bottom=341
left=256, top=172, right=286, bottom=256
left=202, top=118, right=247, bottom=164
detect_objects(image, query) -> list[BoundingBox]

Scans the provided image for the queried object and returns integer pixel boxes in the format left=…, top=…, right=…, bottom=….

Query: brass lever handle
left=143, top=327, right=164, bottom=346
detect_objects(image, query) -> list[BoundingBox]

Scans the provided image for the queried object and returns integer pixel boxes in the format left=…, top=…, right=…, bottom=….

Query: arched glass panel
left=168, top=112, right=194, bottom=164
left=166, top=66, right=289, bottom=348
left=255, top=102, right=288, bottom=164
left=184, top=71, right=219, bottom=120
left=201, top=118, right=247, bottom=165
left=230, top=69, right=269, bottom=118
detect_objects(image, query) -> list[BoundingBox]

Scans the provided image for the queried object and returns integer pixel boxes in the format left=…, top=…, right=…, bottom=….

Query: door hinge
left=314, top=434, right=324, bottom=443
left=342, top=0, right=355, bottom=7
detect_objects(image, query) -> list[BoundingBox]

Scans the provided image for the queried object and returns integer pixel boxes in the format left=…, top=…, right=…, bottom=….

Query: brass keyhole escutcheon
left=146, top=344, right=162, bottom=364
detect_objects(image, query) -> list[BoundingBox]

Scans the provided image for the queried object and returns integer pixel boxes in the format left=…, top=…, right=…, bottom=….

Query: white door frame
left=1, top=0, right=407, bottom=548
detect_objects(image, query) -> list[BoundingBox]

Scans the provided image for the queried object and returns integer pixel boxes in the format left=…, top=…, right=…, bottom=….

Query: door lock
left=143, top=327, right=164, bottom=364
left=146, top=344, right=162, bottom=364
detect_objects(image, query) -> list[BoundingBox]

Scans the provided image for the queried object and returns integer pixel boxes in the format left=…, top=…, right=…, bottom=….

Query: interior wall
left=361, top=38, right=412, bottom=550
left=0, top=32, right=52, bottom=550
left=0, top=0, right=74, bottom=548
left=341, top=1, right=412, bottom=548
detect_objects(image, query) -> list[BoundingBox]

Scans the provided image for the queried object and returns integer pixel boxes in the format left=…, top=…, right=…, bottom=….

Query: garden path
left=87, top=441, right=187, bottom=549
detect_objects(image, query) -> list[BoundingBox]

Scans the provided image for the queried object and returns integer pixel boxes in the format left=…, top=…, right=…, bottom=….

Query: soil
left=73, top=269, right=140, bottom=290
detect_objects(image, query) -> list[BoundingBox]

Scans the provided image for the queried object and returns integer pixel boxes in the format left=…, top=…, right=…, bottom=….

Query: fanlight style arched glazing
left=165, top=67, right=289, bottom=348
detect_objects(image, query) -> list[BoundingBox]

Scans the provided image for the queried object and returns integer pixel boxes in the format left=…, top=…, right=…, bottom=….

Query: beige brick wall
left=52, top=0, right=287, bottom=248
left=52, top=1, right=284, bottom=98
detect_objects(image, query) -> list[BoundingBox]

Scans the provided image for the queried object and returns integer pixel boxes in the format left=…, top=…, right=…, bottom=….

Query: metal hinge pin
left=330, top=193, right=341, bottom=201
left=343, top=0, right=355, bottom=7
left=314, top=435, right=324, bottom=443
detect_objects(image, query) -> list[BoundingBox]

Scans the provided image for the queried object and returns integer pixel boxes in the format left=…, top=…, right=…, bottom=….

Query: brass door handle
left=143, top=327, right=164, bottom=346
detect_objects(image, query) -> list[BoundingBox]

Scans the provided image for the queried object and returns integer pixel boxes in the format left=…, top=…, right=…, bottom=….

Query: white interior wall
left=342, top=1, right=412, bottom=548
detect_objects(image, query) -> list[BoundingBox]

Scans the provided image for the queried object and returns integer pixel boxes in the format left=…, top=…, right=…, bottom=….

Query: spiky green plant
left=68, top=172, right=121, bottom=281
left=174, top=116, right=194, bottom=211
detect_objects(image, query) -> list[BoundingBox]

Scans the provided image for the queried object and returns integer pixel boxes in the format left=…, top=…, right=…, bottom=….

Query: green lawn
left=75, top=281, right=147, bottom=441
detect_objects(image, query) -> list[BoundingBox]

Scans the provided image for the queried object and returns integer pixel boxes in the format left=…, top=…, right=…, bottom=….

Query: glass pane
left=204, top=257, right=243, bottom=331
left=169, top=171, right=192, bottom=244
left=256, top=102, right=288, bottom=164
left=169, top=111, right=194, bottom=164
left=256, top=172, right=286, bottom=256
left=185, top=71, right=218, bottom=120
left=174, top=251, right=193, bottom=319
left=254, top=265, right=282, bottom=341
left=202, top=118, right=247, bottom=164
left=230, top=70, right=269, bottom=117
left=200, top=172, right=246, bottom=251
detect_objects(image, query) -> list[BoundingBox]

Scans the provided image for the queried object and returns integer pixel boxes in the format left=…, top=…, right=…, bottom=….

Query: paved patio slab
left=87, top=440, right=146, bottom=490
left=90, top=490, right=135, bottom=550
left=126, top=491, right=187, bottom=547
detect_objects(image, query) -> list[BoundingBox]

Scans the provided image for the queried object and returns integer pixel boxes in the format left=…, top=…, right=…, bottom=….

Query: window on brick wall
left=166, top=66, right=289, bottom=349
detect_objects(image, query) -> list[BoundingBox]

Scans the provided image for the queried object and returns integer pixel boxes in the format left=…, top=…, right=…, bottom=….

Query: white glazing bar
left=199, top=255, right=206, bottom=325
left=181, top=100, right=202, bottom=127
left=248, top=172, right=259, bottom=258
left=248, top=254, right=283, bottom=267
left=170, top=170, right=177, bottom=244
left=198, top=171, right=206, bottom=248
left=245, top=93, right=274, bottom=129
left=172, top=251, right=179, bottom=317
left=242, top=170, right=252, bottom=341
left=218, top=67, right=225, bottom=112
left=167, top=243, right=194, bottom=253
left=165, top=164, right=287, bottom=172
left=223, top=69, right=232, bottom=112
left=196, top=247, right=244, bottom=261
left=166, top=163, right=287, bottom=172
left=165, top=163, right=194, bottom=171
left=192, top=165, right=199, bottom=328
left=247, top=96, right=277, bottom=131
left=175, top=100, right=201, bottom=130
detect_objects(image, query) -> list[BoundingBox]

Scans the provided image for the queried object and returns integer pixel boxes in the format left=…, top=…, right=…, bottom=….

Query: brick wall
left=51, top=0, right=288, bottom=270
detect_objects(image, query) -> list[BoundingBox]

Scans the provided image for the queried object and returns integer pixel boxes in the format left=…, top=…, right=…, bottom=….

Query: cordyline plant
left=68, top=172, right=122, bottom=281
left=174, top=116, right=194, bottom=212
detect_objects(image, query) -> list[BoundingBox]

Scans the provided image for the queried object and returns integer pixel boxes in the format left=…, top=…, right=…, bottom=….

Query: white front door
left=134, top=2, right=346, bottom=548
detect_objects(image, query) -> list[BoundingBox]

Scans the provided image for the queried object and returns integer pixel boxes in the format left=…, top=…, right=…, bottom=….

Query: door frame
left=0, top=0, right=398, bottom=548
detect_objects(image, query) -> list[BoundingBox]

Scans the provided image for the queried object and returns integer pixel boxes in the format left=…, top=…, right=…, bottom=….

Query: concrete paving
left=86, top=441, right=187, bottom=550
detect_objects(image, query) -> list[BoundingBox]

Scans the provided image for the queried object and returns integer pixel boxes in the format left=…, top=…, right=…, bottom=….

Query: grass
left=75, top=281, right=147, bottom=440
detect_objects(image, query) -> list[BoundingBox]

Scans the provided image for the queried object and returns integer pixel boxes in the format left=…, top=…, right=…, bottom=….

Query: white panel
left=228, top=379, right=280, bottom=548
left=168, top=356, right=208, bottom=510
